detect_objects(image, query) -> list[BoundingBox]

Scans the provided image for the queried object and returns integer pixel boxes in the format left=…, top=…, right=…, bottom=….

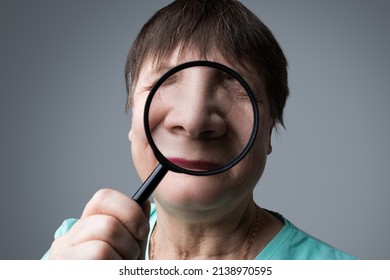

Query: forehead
left=136, top=47, right=265, bottom=93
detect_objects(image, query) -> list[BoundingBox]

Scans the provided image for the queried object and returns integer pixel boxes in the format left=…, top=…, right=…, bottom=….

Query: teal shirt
left=43, top=205, right=357, bottom=260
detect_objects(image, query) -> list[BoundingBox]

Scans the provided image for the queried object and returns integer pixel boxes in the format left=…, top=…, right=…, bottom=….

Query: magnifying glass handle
left=132, top=163, right=168, bottom=205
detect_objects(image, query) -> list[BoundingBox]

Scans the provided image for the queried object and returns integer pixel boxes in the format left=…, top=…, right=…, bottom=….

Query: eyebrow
left=132, top=61, right=172, bottom=93
left=139, top=61, right=174, bottom=85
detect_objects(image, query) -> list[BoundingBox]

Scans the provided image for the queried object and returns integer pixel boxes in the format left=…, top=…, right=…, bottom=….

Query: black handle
left=132, top=163, right=168, bottom=205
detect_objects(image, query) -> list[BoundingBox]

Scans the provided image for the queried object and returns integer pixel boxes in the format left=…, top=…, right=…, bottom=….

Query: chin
left=153, top=172, right=251, bottom=210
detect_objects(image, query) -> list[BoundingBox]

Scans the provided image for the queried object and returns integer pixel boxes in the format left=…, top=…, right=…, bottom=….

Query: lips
left=167, top=157, right=222, bottom=171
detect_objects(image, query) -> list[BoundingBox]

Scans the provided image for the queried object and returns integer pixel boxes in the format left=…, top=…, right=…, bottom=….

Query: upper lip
left=167, top=157, right=222, bottom=171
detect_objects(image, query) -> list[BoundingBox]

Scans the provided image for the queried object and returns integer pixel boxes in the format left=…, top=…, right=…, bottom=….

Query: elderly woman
left=45, top=0, right=355, bottom=260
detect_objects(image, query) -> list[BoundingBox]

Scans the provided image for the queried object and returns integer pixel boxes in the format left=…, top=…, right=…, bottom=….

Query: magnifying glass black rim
left=143, top=60, right=259, bottom=176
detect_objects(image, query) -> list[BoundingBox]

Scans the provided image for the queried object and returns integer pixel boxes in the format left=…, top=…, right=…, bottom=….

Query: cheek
left=130, top=100, right=160, bottom=181
left=238, top=113, right=272, bottom=179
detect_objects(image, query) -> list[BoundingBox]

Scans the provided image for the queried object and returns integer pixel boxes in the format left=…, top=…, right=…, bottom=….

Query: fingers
left=50, top=239, right=122, bottom=260
left=82, top=188, right=150, bottom=240
left=49, top=188, right=151, bottom=260
left=65, top=214, right=141, bottom=259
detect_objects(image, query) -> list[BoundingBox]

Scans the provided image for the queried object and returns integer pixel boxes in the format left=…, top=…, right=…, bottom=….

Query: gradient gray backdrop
left=1, top=0, right=389, bottom=259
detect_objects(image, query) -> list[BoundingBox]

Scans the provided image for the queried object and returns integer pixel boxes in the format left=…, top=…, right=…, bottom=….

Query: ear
left=128, top=128, right=133, bottom=143
left=267, top=121, right=274, bottom=155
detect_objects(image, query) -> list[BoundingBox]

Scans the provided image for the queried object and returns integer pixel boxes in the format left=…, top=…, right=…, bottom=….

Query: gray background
left=1, top=0, right=389, bottom=260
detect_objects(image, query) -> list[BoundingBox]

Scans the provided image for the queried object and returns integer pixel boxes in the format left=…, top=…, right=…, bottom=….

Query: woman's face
left=129, top=50, right=273, bottom=211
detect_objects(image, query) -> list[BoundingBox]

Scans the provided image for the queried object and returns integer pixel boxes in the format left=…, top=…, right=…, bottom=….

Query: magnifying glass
left=132, top=61, right=259, bottom=205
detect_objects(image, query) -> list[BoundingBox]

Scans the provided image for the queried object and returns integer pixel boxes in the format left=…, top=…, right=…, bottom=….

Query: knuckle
left=91, top=241, right=115, bottom=260
left=92, top=188, right=113, bottom=205
left=83, top=188, right=114, bottom=215
left=48, top=236, right=70, bottom=259
left=93, top=243, right=110, bottom=259
left=98, top=215, right=121, bottom=237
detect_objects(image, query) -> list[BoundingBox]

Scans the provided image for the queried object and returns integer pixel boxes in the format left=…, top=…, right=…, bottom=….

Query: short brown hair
left=125, top=0, right=289, bottom=128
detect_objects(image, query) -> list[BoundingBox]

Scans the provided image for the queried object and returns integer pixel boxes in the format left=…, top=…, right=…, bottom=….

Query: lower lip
left=167, top=157, right=221, bottom=171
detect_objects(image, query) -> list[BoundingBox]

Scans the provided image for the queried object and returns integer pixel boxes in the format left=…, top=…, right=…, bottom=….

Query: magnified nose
left=162, top=70, right=228, bottom=139
left=148, top=64, right=254, bottom=172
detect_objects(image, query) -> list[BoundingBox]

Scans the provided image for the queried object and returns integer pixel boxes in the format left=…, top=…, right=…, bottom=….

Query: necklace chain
left=149, top=203, right=260, bottom=260
left=242, top=203, right=260, bottom=259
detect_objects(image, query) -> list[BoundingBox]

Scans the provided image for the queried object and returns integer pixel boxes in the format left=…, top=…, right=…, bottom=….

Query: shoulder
left=257, top=213, right=357, bottom=260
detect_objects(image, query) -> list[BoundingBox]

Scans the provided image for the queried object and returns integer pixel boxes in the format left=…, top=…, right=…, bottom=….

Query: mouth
left=167, top=157, right=222, bottom=171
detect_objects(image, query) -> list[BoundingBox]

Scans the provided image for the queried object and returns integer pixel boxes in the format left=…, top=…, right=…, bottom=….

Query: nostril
left=168, top=125, right=221, bottom=139
left=165, top=111, right=227, bottom=139
left=169, top=125, right=187, bottom=136
left=199, top=130, right=221, bottom=139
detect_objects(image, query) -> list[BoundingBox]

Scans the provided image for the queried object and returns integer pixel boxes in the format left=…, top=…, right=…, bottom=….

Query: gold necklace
left=149, top=203, right=260, bottom=260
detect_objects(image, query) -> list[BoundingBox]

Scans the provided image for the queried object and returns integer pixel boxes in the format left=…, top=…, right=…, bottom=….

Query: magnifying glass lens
left=148, top=64, right=255, bottom=175
left=133, top=61, right=258, bottom=205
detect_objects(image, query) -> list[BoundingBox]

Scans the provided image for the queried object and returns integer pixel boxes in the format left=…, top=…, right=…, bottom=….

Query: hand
left=48, top=188, right=151, bottom=259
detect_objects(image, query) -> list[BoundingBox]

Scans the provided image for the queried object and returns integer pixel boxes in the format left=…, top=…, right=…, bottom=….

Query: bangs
left=126, top=0, right=261, bottom=96
left=125, top=0, right=288, bottom=128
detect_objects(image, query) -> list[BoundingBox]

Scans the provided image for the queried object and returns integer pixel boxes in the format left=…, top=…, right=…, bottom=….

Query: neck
left=150, top=199, right=260, bottom=260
